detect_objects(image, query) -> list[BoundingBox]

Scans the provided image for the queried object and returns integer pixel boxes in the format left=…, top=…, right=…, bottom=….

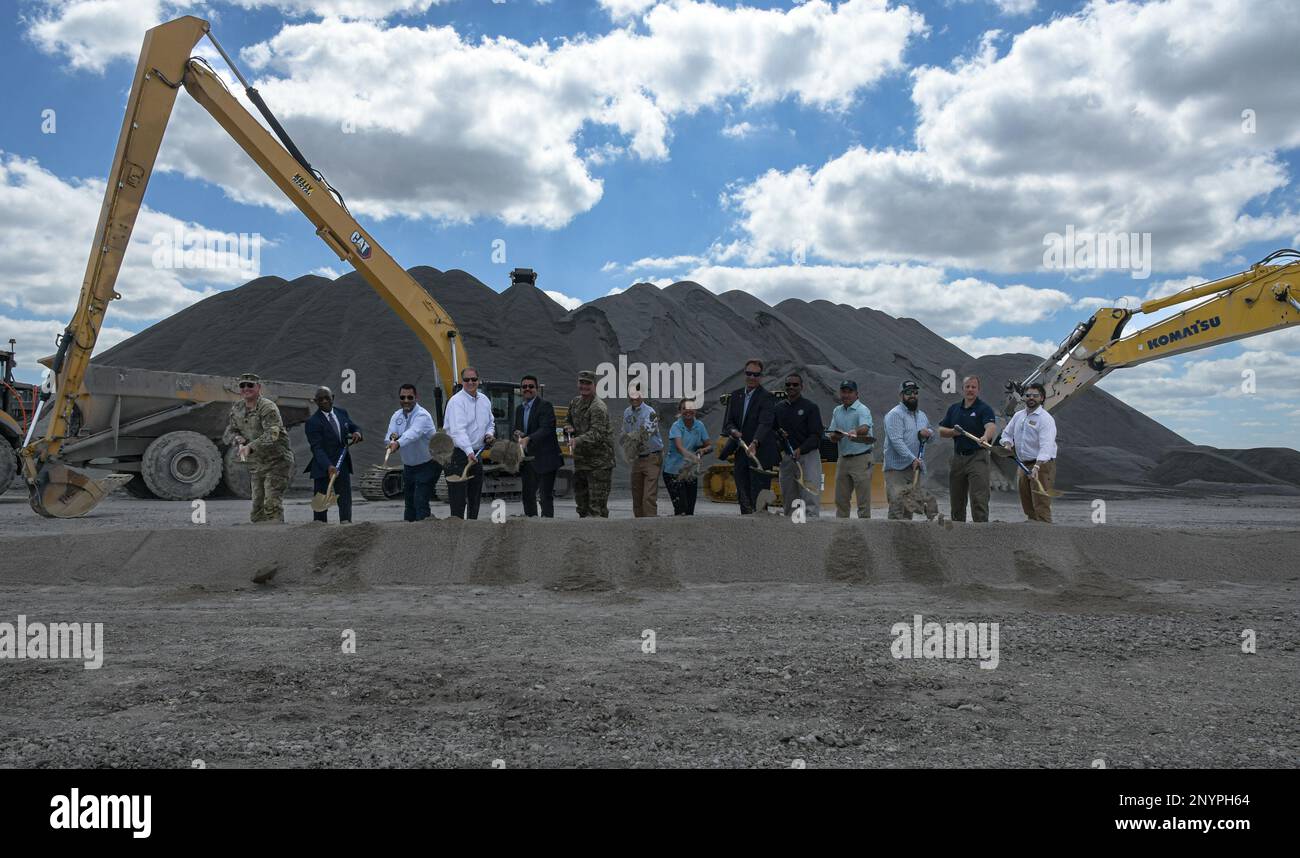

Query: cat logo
left=349, top=230, right=372, bottom=260
left=291, top=173, right=313, bottom=196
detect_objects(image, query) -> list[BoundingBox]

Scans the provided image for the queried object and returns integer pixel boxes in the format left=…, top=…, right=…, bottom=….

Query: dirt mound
left=1219, top=448, right=1300, bottom=486
left=1147, top=448, right=1292, bottom=487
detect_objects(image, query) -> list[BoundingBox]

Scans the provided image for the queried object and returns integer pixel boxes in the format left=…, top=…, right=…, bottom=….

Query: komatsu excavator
left=1004, top=248, right=1300, bottom=416
left=21, top=16, right=471, bottom=517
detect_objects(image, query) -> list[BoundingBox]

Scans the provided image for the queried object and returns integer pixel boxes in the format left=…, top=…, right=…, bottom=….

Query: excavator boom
left=21, top=16, right=468, bottom=517
left=1004, top=249, right=1300, bottom=417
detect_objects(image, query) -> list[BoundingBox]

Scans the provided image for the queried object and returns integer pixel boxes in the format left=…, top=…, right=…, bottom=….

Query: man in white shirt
left=1000, top=383, right=1058, bottom=523
left=444, top=366, right=495, bottom=519
left=386, top=383, right=438, bottom=522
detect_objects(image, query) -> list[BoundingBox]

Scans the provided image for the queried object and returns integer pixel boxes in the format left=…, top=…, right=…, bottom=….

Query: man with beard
left=882, top=380, right=935, bottom=520
left=1000, top=383, right=1058, bottom=523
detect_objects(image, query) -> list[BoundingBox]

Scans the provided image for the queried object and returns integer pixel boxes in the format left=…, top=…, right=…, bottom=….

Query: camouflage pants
left=250, top=460, right=292, bottom=523
left=574, top=467, right=613, bottom=518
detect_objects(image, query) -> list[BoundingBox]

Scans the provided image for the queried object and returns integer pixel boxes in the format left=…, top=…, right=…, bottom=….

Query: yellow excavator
left=21, top=15, right=472, bottom=517
left=1004, top=248, right=1300, bottom=416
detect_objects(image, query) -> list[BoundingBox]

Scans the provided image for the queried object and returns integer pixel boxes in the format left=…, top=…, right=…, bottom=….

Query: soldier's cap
left=899, top=380, right=920, bottom=393
left=237, top=372, right=261, bottom=384
left=838, top=379, right=858, bottom=391
left=577, top=370, right=597, bottom=383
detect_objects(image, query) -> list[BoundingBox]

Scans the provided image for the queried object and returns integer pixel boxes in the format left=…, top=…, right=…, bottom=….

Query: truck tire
left=221, top=444, right=253, bottom=499
left=141, top=431, right=222, bottom=501
left=123, top=474, right=157, bottom=499
left=0, top=438, right=17, bottom=493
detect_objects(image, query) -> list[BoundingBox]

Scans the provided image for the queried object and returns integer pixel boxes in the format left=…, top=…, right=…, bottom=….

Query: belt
left=841, top=451, right=869, bottom=459
left=955, top=448, right=986, bottom=456
left=638, top=450, right=661, bottom=458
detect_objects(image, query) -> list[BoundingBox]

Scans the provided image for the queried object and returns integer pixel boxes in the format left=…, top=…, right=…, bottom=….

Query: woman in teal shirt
left=663, top=398, right=713, bottom=515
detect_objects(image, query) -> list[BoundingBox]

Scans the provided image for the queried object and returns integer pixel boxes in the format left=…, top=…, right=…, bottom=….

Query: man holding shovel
left=828, top=379, right=874, bottom=518
left=720, top=359, right=778, bottom=514
left=774, top=372, right=824, bottom=518
left=883, top=381, right=934, bottom=520
left=1000, top=383, right=1058, bottom=523
left=386, top=384, right=437, bottom=522
left=305, top=386, right=362, bottom=523
left=937, top=375, right=998, bottom=522
left=445, top=366, right=494, bottom=520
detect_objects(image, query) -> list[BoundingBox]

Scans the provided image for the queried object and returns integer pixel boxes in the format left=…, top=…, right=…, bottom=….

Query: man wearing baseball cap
left=221, top=372, right=294, bottom=523
left=826, top=379, right=875, bottom=518
left=564, top=369, right=615, bottom=517
left=883, top=380, right=934, bottom=520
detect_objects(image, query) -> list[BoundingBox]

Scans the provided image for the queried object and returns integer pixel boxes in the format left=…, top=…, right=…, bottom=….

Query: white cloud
left=682, top=263, right=1072, bottom=334
left=598, top=0, right=657, bottom=21
left=22, top=0, right=165, bottom=73
left=728, top=0, right=1300, bottom=275
left=946, top=334, right=1055, bottom=357
left=0, top=315, right=135, bottom=384
left=600, top=261, right=620, bottom=274
left=544, top=289, right=583, bottom=310
left=145, top=1, right=923, bottom=228
left=722, top=121, right=755, bottom=139
left=311, top=266, right=343, bottom=279
left=628, top=254, right=705, bottom=270
left=0, top=153, right=244, bottom=324
left=990, top=0, right=1037, bottom=14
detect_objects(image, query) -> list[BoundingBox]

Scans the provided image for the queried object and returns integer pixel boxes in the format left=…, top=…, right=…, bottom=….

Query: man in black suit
left=304, top=386, right=362, bottom=523
left=720, top=358, right=779, bottom=514
left=513, top=374, right=562, bottom=517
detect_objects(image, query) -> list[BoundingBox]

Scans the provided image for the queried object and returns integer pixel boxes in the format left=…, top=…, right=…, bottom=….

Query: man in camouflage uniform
left=564, top=369, right=615, bottom=517
left=222, top=372, right=294, bottom=522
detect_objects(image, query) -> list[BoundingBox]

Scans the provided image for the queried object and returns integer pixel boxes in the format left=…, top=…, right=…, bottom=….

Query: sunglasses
left=521, top=384, right=536, bottom=389
left=399, top=395, right=415, bottom=401
left=784, top=382, right=800, bottom=387
left=462, top=377, right=479, bottom=383
left=239, top=382, right=256, bottom=389
left=578, top=379, right=593, bottom=385
left=744, top=371, right=762, bottom=378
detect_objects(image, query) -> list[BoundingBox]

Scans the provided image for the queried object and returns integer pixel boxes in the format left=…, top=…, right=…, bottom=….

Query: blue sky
left=3, top=0, right=1298, bottom=449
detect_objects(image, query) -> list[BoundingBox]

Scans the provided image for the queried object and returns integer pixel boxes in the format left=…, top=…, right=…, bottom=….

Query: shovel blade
left=29, top=462, right=133, bottom=518
left=310, top=491, right=337, bottom=512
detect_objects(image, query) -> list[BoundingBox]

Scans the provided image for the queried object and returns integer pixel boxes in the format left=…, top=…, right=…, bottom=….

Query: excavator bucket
left=28, top=461, right=133, bottom=518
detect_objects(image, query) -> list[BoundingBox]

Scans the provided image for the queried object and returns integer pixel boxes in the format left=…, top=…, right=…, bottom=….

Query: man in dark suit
left=720, top=358, right=779, bottom=514
left=304, top=386, right=362, bottom=523
left=513, top=374, right=562, bottom=517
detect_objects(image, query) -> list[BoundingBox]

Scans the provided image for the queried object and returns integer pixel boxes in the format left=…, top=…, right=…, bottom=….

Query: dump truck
left=6, top=341, right=315, bottom=501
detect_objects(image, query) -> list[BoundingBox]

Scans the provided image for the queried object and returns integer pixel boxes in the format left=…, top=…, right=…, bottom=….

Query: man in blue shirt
left=883, top=380, right=934, bottom=520
left=827, top=379, right=875, bottom=518
left=386, top=383, right=438, bottom=522
left=937, top=375, right=998, bottom=522
left=775, top=373, right=824, bottom=518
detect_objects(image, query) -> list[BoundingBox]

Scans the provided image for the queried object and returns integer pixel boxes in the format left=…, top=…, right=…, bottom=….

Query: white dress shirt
left=1002, top=406, right=1058, bottom=463
left=446, top=388, right=494, bottom=456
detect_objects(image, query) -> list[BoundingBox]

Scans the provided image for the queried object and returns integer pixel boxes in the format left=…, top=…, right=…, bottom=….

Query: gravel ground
left=0, top=489, right=1297, bottom=769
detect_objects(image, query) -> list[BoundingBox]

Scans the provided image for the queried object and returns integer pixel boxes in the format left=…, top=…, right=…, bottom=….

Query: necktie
left=329, top=411, right=341, bottom=442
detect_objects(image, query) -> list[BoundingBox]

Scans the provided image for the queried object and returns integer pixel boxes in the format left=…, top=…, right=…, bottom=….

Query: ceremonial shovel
left=311, top=442, right=353, bottom=512
left=954, top=426, right=1059, bottom=498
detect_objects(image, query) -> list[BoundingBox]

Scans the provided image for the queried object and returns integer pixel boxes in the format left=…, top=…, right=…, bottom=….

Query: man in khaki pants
left=1001, top=383, right=1058, bottom=523
left=621, top=386, right=663, bottom=517
left=827, top=379, right=875, bottom=517
left=937, top=376, right=998, bottom=522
